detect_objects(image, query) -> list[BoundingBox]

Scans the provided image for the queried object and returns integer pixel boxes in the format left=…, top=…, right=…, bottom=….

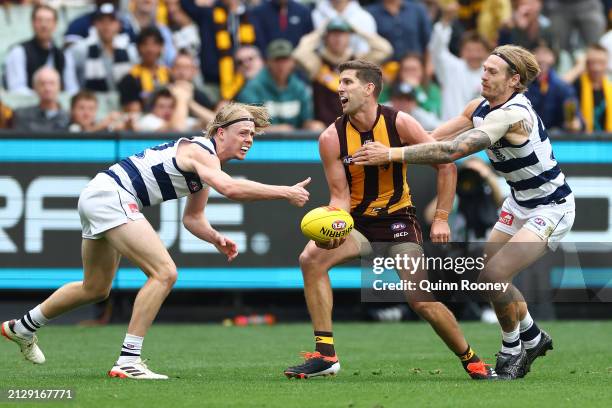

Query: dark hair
left=338, top=59, right=383, bottom=98
left=136, top=26, right=164, bottom=47
left=149, top=88, right=175, bottom=111
left=460, top=30, right=491, bottom=51
left=32, top=4, right=58, bottom=22
left=71, top=90, right=98, bottom=109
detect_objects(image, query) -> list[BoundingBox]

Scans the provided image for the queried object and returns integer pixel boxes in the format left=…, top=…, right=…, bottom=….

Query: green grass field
left=1, top=321, right=612, bottom=407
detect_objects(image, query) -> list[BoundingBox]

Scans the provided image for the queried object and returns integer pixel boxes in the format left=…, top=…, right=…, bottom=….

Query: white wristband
left=388, top=149, right=392, bottom=162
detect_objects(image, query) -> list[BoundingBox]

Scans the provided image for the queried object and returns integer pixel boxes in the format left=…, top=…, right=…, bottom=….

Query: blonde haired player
left=353, top=45, right=575, bottom=379
left=2, top=103, right=311, bottom=379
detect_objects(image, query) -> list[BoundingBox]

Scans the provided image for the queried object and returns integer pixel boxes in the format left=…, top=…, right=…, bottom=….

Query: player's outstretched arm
left=177, top=142, right=311, bottom=206
left=352, top=106, right=522, bottom=165
left=430, top=98, right=482, bottom=142
left=182, top=188, right=239, bottom=261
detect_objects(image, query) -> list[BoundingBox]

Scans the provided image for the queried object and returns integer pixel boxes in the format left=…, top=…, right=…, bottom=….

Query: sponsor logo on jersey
left=189, top=180, right=201, bottom=192
left=128, top=203, right=139, bottom=213
left=391, top=222, right=406, bottom=231
left=332, top=220, right=346, bottom=230
left=499, top=211, right=514, bottom=226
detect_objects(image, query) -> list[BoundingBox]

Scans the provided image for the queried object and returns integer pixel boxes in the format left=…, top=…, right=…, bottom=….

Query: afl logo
left=342, top=155, right=353, bottom=165
left=533, top=217, right=546, bottom=227
left=391, top=222, right=406, bottom=231
left=332, top=220, right=346, bottom=231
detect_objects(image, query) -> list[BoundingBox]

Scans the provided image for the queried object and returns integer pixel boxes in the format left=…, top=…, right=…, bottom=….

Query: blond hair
left=492, top=45, right=541, bottom=93
left=205, top=103, right=271, bottom=138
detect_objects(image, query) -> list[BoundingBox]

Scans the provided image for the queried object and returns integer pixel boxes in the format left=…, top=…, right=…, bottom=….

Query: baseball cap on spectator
left=94, top=3, right=118, bottom=20
left=326, top=17, right=352, bottom=33
left=266, top=39, right=294, bottom=59
left=391, top=83, right=417, bottom=100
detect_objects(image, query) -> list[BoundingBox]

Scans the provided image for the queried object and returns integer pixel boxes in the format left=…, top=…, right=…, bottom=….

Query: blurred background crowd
left=0, top=0, right=611, bottom=135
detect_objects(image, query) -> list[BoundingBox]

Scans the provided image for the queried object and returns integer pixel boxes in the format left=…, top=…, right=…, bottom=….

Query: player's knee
left=83, top=284, right=111, bottom=303
left=154, top=261, right=178, bottom=289
left=299, top=248, right=328, bottom=277
left=479, top=259, right=501, bottom=285
left=299, top=248, right=318, bottom=270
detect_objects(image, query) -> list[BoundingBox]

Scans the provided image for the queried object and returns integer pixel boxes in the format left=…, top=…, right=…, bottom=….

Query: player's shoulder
left=318, top=122, right=339, bottom=143
left=178, top=136, right=219, bottom=162
left=463, top=98, right=486, bottom=118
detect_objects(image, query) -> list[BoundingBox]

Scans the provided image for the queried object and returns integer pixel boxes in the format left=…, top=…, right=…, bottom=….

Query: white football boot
left=108, top=358, right=169, bottom=380
left=1, top=320, right=46, bottom=364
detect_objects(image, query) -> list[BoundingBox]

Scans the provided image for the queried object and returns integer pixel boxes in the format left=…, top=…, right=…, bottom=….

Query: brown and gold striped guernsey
left=335, top=105, right=413, bottom=217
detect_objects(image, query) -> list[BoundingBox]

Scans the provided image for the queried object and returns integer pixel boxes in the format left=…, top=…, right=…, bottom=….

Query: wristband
left=388, top=147, right=402, bottom=163
left=433, top=209, right=449, bottom=222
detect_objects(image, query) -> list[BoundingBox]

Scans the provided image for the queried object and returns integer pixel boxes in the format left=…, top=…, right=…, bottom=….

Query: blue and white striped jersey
left=472, top=93, right=571, bottom=209
left=103, top=136, right=216, bottom=208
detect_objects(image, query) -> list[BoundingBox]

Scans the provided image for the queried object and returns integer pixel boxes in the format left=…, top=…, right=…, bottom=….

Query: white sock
left=501, top=324, right=522, bottom=355
left=13, top=305, right=50, bottom=338
left=519, top=311, right=542, bottom=349
left=116, top=333, right=144, bottom=365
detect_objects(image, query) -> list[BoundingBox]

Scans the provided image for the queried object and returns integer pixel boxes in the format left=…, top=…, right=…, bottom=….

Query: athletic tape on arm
left=477, top=107, right=527, bottom=144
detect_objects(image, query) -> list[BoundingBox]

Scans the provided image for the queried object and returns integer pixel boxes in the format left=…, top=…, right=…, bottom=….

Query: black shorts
left=353, top=206, right=423, bottom=245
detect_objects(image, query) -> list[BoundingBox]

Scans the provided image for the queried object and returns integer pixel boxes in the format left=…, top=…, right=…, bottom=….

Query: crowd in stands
left=0, top=0, right=612, bottom=134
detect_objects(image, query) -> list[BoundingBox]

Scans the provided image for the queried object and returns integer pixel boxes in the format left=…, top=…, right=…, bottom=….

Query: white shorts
left=493, top=194, right=575, bottom=250
left=78, top=173, right=144, bottom=240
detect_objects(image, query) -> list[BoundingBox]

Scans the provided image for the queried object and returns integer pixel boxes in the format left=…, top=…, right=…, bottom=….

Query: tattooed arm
left=352, top=106, right=527, bottom=165
left=399, top=128, right=492, bottom=164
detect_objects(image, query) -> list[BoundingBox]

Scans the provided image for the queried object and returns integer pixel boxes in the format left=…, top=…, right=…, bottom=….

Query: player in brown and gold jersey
left=284, top=60, right=496, bottom=380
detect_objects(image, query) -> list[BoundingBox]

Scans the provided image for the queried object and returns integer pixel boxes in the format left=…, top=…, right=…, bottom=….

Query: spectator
left=251, top=0, right=314, bottom=51
left=180, top=0, right=257, bottom=101
left=118, top=26, right=170, bottom=107
left=477, top=0, right=512, bottom=45
left=68, top=90, right=126, bottom=132
left=367, top=0, right=432, bottom=61
left=4, top=4, right=78, bottom=95
left=69, top=3, right=138, bottom=92
left=0, top=101, right=13, bottom=129
left=569, top=45, right=612, bottom=133
left=166, top=0, right=201, bottom=58
left=237, top=39, right=324, bottom=131
left=64, top=0, right=135, bottom=47
left=598, top=11, right=612, bottom=76
left=128, top=0, right=177, bottom=66
left=293, top=17, right=392, bottom=125
left=497, top=0, right=553, bottom=51
left=388, top=83, right=441, bottom=131
left=170, top=50, right=216, bottom=126
left=527, top=43, right=581, bottom=132
left=429, top=9, right=489, bottom=120
left=385, top=53, right=441, bottom=117
left=312, top=0, right=377, bottom=54
left=13, top=67, right=70, bottom=132
left=136, top=86, right=200, bottom=131
left=455, top=0, right=483, bottom=31
left=546, top=0, right=606, bottom=53
left=235, top=45, right=264, bottom=82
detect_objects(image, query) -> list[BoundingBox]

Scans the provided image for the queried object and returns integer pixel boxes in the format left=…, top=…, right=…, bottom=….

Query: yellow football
left=300, top=206, right=354, bottom=243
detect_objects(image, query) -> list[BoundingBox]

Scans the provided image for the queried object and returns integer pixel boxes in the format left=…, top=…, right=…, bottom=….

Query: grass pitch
left=1, top=321, right=611, bottom=408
